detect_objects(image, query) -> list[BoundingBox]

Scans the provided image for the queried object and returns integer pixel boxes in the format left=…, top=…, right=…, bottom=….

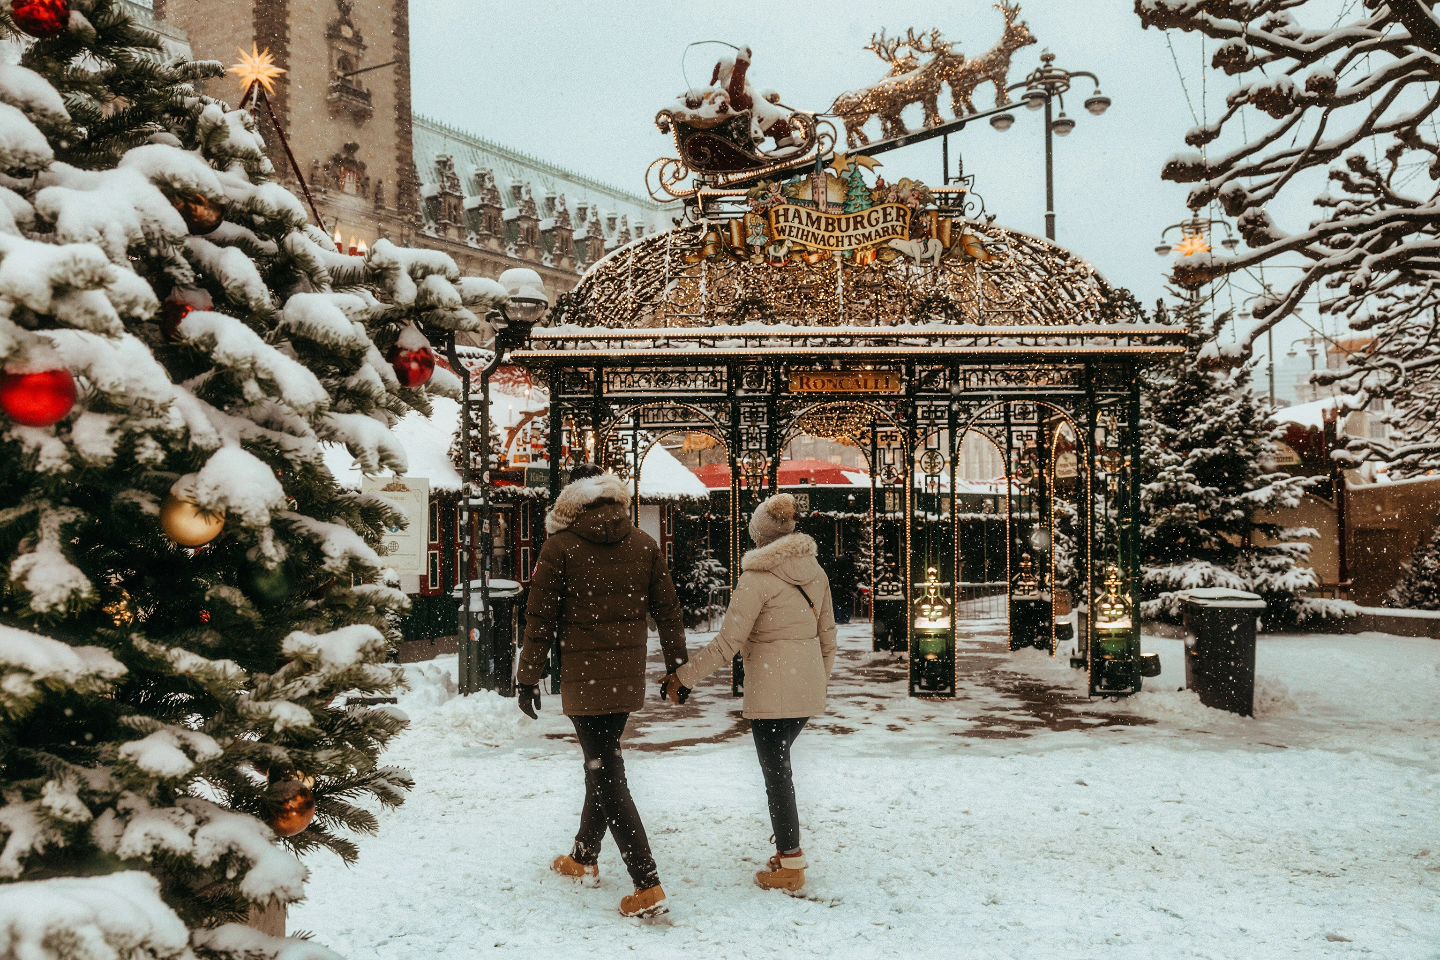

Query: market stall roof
left=691, top=459, right=871, bottom=490
left=324, top=397, right=464, bottom=491
left=639, top=445, right=710, bottom=500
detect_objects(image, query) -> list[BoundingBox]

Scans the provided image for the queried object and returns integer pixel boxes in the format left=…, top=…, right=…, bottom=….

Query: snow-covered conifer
left=1140, top=302, right=1326, bottom=626
left=0, top=4, right=502, bottom=957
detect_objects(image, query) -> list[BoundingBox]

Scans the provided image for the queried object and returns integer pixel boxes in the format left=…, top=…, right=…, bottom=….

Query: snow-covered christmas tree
left=1140, top=302, right=1326, bottom=627
left=0, top=3, right=502, bottom=957
left=1387, top=525, right=1440, bottom=611
left=672, top=506, right=727, bottom=627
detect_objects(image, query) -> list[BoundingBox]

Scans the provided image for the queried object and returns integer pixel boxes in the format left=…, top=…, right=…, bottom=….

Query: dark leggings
left=570, top=714, right=659, bottom=891
left=751, top=717, right=809, bottom=854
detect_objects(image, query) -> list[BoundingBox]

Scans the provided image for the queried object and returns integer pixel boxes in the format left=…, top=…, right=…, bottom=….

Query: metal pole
left=1126, top=374, right=1143, bottom=693
left=1267, top=327, right=1276, bottom=407
left=446, top=336, right=472, bottom=694
left=476, top=363, right=495, bottom=692
left=1043, top=94, right=1057, bottom=242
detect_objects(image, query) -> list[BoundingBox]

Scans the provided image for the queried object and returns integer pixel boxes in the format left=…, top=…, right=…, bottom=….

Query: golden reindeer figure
left=831, top=28, right=965, bottom=148
left=945, top=3, right=1036, bottom=115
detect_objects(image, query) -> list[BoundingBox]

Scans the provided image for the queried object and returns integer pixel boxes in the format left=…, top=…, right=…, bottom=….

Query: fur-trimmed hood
left=741, top=532, right=820, bottom=585
left=546, top=473, right=632, bottom=536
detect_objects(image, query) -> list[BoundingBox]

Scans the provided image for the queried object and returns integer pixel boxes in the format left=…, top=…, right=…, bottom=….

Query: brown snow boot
left=619, top=884, right=669, bottom=918
left=551, top=854, right=599, bottom=886
left=755, top=850, right=807, bottom=893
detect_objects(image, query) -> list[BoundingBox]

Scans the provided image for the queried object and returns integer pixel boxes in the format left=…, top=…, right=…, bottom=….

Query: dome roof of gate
left=551, top=222, right=1140, bottom=330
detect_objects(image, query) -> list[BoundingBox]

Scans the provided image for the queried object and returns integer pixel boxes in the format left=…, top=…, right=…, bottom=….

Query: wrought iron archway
left=516, top=216, right=1181, bottom=699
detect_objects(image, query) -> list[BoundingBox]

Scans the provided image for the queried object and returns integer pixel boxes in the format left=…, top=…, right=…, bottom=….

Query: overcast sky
left=409, top=0, right=1331, bottom=393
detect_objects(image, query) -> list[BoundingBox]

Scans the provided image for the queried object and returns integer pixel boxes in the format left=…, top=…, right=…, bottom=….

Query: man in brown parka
left=514, top=465, right=687, bottom=919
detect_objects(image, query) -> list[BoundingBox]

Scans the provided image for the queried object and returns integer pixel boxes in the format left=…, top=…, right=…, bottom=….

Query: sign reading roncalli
left=789, top=369, right=904, bottom=394
left=768, top=203, right=912, bottom=252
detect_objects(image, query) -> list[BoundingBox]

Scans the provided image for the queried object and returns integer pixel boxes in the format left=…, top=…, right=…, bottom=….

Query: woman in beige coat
left=662, top=493, right=837, bottom=893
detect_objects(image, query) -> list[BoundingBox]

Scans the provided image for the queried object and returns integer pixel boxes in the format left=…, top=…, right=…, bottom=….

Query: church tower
left=156, top=0, right=422, bottom=248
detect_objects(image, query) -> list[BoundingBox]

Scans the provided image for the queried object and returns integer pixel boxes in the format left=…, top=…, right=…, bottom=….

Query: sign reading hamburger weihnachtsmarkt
left=768, top=203, right=912, bottom=251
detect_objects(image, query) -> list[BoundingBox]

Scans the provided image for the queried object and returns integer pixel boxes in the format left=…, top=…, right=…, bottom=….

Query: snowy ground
left=291, top=621, right=1440, bottom=960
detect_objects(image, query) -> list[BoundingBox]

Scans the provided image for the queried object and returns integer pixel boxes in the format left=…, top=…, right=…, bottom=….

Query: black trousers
left=569, top=714, right=659, bottom=890
left=751, top=717, right=809, bottom=854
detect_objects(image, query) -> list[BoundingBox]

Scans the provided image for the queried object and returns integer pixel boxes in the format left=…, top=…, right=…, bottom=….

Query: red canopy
left=690, top=458, right=869, bottom=491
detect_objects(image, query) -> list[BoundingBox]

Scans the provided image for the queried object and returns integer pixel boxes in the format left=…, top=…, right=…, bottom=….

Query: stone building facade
left=144, top=0, right=665, bottom=302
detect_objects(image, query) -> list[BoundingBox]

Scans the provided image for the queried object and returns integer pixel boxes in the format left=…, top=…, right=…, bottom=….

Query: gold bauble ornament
left=161, top=494, right=225, bottom=547
left=266, top=772, right=317, bottom=838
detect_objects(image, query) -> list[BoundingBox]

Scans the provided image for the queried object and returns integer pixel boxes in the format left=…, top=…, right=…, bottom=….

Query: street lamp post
left=453, top=268, right=549, bottom=696
left=989, top=50, right=1110, bottom=241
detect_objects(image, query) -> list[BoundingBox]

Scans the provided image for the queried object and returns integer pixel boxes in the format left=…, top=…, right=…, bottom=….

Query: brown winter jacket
left=515, top=474, right=688, bottom=716
left=677, top=533, right=837, bottom=720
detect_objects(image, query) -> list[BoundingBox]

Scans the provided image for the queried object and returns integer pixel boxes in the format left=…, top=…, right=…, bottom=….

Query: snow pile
left=400, top=658, right=459, bottom=714
left=397, top=657, right=547, bottom=749
left=420, top=692, right=535, bottom=749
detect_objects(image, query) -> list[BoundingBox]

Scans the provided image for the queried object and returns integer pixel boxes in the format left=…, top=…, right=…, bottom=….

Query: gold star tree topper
left=829, top=153, right=883, bottom=177
left=229, top=44, right=286, bottom=97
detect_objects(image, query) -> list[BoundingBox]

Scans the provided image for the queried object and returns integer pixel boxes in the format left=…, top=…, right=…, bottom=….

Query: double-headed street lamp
left=988, top=50, right=1111, bottom=241
left=1154, top=215, right=1239, bottom=258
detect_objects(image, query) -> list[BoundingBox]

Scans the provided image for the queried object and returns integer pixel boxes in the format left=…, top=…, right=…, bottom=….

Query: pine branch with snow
left=1136, top=0, right=1440, bottom=474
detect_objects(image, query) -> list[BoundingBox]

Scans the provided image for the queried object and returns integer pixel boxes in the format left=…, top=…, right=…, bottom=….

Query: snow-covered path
left=291, top=624, right=1440, bottom=959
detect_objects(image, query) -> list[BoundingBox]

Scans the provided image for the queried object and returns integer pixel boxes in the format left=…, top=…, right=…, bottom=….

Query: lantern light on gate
left=499, top=268, right=550, bottom=327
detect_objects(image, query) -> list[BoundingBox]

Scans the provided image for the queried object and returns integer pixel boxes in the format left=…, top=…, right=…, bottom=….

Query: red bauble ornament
left=388, top=325, right=435, bottom=389
left=0, top=368, right=76, bottom=427
left=389, top=345, right=435, bottom=388
left=161, top=287, right=213, bottom=342
left=171, top=192, right=224, bottom=235
left=10, top=0, right=68, bottom=38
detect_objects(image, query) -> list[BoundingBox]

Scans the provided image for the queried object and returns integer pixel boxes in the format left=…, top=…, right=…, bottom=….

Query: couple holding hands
left=514, top=465, right=838, bottom=918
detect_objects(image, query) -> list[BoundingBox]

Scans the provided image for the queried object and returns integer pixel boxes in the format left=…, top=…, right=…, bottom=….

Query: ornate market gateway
left=500, top=36, right=1185, bottom=699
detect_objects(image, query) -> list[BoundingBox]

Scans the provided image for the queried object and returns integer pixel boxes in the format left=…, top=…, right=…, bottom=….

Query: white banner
left=363, top=476, right=430, bottom=576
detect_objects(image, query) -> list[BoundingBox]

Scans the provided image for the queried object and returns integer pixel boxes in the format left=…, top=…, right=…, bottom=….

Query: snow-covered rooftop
left=325, top=380, right=709, bottom=502
left=412, top=116, right=670, bottom=246
left=1274, top=396, right=1339, bottom=430
left=638, top=444, right=709, bottom=501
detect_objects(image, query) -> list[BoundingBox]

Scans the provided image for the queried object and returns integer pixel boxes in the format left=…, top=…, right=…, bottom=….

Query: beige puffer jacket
left=677, top=533, right=837, bottom=720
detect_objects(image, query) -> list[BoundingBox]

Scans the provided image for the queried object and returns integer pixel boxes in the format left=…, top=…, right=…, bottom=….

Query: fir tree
left=672, top=504, right=727, bottom=627
left=1387, top=525, right=1440, bottom=611
left=1140, top=301, right=1324, bottom=627
left=842, top=166, right=871, bottom=213
left=0, top=4, right=501, bottom=956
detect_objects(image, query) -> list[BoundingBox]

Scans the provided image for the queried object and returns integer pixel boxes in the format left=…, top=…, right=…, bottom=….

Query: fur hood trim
left=741, top=532, right=817, bottom=572
left=546, top=473, right=631, bottom=534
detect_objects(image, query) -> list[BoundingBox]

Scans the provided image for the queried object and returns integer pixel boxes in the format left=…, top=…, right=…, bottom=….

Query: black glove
left=517, top=683, right=542, bottom=719
left=660, top=673, right=690, bottom=705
